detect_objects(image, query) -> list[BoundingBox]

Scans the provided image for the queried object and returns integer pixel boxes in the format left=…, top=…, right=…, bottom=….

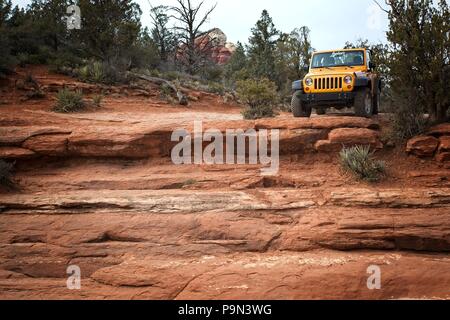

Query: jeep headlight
left=344, top=75, right=353, bottom=84
left=305, top=78, right=313, bottom=86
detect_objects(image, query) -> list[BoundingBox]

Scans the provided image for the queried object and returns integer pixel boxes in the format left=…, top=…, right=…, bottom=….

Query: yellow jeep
left=291, top=48, right=382, bottom=118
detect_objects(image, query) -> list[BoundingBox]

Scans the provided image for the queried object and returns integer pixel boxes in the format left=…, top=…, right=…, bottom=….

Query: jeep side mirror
left=369, top=62, right=376, bottom=70
left=301, top=66, right=309, bottom=72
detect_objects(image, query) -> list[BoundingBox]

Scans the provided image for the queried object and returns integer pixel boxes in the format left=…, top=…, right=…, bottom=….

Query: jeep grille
left=313, top=77, right=343, bottom=92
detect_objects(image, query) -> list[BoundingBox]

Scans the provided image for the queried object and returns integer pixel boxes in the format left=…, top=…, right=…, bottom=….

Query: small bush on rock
left=53, top=89, right=85, bottom=113
left=340, top=145, right=386, bottom=182
left=92, top=94, right=103, bottom=107
left=390, top=102, right=429, bottom=141
left=237, top=78, right=278, bottom=120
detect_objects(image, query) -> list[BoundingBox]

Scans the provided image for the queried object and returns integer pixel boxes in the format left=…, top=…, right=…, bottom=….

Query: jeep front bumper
left=298, top=92, right=356, bottom=106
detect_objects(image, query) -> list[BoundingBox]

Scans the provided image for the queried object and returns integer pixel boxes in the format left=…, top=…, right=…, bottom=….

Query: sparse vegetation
left=340, top=145, right=386, bottom=182
left=92, top=94, right=103, bottom=108
left=390, top=103, right=429, bottom=141
left=237, top=78, right=278, bottom=119
left=53, top=89, right=85, bottom=113
left=0, top=160, right=15, bottom=190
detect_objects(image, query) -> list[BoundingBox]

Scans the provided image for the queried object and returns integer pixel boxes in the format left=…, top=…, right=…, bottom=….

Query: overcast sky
left=12, top=0, right=390, bottom=50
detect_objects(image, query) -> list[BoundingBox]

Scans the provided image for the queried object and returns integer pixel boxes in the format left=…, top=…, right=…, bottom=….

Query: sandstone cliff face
left=0, top=67, right=449, bottom=300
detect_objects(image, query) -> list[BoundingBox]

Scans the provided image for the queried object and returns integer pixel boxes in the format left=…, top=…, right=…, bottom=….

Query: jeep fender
left=354, top=73, right=381, bottom=98
left=292, top=80, right=303, bottom=91
left=354, top=75, right=370, bottom=88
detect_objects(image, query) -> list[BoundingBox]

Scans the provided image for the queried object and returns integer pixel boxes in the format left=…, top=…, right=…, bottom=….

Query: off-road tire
left=354, top=87, right=374, bottom=118
left=291, top=92, right=312, bottom=118
left=373, top=88, right=381, bottom=115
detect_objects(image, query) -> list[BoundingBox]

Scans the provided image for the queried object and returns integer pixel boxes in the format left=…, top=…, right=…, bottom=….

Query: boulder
left=406, top=135, right=440, bottom=157
left=438, top=136, right=450, bottom=153
left=315, top=128, right=382, bottom=152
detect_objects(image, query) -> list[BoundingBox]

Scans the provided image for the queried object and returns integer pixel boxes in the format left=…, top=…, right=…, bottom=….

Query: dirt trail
left=0, top=67, right=449, bottom=300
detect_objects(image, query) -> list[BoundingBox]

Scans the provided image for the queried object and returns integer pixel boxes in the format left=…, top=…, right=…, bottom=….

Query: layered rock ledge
left=0, top=117, right=382, bottom=160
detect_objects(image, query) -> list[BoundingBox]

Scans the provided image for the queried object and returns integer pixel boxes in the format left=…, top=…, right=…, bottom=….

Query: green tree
left=149, top=5, right=175, bottom=63
left=275, top=26, right=313, bottom=92
left=77, top=0, right=142, bottom=63
left=224, top=42, right=249, bottom=83
left=28, top=0, right=69, bottom=52
left=382, top=0, right=449, bottom=123
left=0, top=0, right=14, bottom=73
left=247, top=10, right=280, bottom=82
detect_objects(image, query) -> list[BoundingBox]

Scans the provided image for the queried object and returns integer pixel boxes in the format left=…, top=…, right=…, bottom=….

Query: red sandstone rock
left=436, top=152, right=450, bottom=162
left=22, top=134, right=70, bottom=156
left=406, top=135, right=440, bottom=157
left=0, top=147, right=35, bottom=159
left=438, top=136, right=450, bottom=153
left=428, top=123, right=450, bottom=136
left=315, top=128, right=382, bottom=152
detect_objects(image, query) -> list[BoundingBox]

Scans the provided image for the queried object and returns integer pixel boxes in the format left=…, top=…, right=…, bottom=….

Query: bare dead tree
left=170, top=0, right=218, bottom=74
left=128, top=72, right=188, bottom=105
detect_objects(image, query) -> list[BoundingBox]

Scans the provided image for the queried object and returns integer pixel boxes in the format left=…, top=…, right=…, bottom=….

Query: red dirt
left=0, top=66, right=449, bottom=300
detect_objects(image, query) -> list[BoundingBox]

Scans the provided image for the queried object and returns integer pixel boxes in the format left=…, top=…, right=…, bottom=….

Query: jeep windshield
left=311, top=50, right=364, bottom=68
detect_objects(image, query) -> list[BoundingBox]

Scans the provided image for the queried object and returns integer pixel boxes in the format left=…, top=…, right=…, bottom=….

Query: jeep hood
left=306, top=66, right=368, bottom=78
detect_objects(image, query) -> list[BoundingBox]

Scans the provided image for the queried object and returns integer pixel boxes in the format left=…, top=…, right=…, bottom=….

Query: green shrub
left=391, top=105, right=428, bottom=141
left=0, top=160, right=15, bottom=190
left=48, top=51, right=83, bottom=75
left=92, top=94, right=103, bottom=107
left=200, top=65, right=223, bottom=82
left=76, top=61, right=128, bottom=85
left=90, top=61, right=105, bottom=83
left=236, top=78, right=278, bottom=119
left=53, top=89, right=85, bottom=113
left=242, top=105, right=276, bottom=120
left=340, top=145, right=386, bottom=182
left=207, top=82, right=225, bottom=95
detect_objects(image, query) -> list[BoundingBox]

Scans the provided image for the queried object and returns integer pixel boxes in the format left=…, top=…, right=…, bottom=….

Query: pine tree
left=0, top=0, right=13, bottom=73
left=77, top=0, right=142, bottom=62
left=247, top=10, right=280, bottom=82
left=224, top=42, right=249, bottom=82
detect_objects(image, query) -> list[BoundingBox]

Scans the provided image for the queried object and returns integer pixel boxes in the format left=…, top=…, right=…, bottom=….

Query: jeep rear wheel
left=373, top=88, right=381, bottom=115
left=291, top=92, right=311, bottom=118
left=354, top=88, right=374, bottom=118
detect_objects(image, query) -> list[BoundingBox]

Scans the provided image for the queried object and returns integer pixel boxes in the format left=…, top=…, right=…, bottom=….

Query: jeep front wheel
left=354, top=88, right=374, bottom=118
left=291, top=92, right=311, bottom=118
